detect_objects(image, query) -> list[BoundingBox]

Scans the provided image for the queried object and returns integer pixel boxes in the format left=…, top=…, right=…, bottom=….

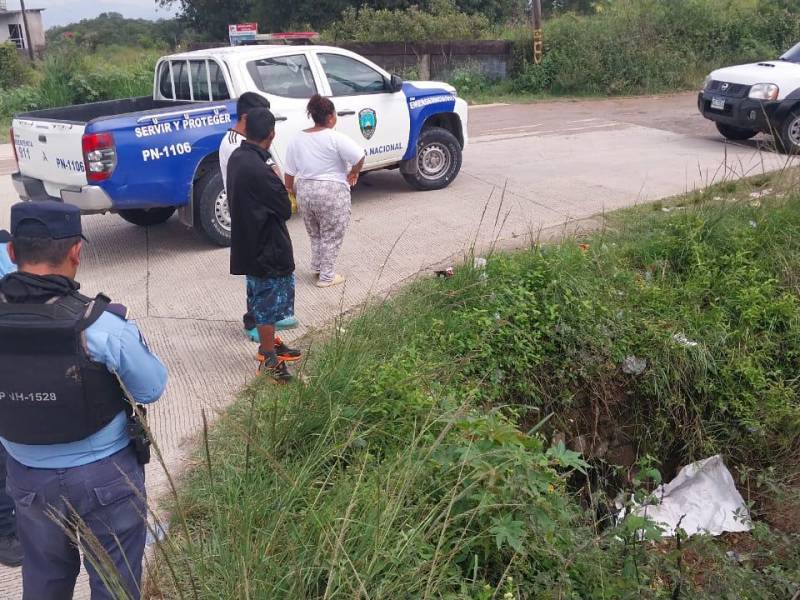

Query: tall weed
left=151, top=181, right=800, bottom=599
left=2, top=43, right=159, bottom=125
left=488, top=0, right=800, bottom=96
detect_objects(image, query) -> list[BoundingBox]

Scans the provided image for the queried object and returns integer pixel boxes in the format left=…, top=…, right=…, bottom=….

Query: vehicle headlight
left=749, top=83, right=779, bottom=100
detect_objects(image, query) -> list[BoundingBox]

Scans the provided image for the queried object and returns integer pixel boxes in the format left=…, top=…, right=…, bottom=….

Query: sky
left=4, top=0, right=179, bottom=27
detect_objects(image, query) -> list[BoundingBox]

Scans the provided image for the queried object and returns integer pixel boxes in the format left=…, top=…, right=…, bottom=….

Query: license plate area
left=710, top=97, right=726, bottom=111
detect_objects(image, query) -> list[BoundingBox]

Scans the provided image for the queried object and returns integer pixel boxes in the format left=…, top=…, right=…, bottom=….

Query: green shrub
left=1, top=43, right=159, bottom=126
left=504, top=0, right=800, bottom=96
left=0, top=43, right=29, bottom=88
left=0, top=85, right=42, bottom=118
left=323, top=0, right=493, bottom=42
left=448, top=68, right=492, bottom=96
left=510, top=57, right=556, bottom=93
left=41, top=45, right=156, bottom=105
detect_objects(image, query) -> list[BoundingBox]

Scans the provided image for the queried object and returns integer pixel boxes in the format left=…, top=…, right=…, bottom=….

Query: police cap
left=10, top=201, right=86, bottom=241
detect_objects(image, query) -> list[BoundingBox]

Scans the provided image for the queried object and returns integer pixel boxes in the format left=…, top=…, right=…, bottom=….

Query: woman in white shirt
left=284, top=95, right=365, bottom=288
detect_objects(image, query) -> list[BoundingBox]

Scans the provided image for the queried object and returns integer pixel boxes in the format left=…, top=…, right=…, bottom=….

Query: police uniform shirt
left=0, top=244, right=15, bottom=277
left=0, top=306, right=168, bottom=469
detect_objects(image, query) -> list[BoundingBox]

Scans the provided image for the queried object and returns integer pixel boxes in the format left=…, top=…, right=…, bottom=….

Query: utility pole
left=19, top=0, right=35, bottom=60
left=532, top=0, right=543, bottom=65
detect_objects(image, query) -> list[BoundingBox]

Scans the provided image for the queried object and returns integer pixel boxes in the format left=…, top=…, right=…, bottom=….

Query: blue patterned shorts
left=246, top=275, right=295, bottom=326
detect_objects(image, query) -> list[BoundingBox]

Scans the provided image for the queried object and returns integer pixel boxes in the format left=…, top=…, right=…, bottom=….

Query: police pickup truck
left=698, top=41, right=800, bottom=154
left=11, top=45, right=468, bottom=245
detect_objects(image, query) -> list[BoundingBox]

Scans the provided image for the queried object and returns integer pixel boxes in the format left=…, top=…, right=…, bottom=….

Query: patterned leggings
left=296, top=179, right=351, bottom=283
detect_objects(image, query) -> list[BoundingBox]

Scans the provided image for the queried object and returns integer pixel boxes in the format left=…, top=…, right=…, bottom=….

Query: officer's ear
left=68, top=240, right=83, bottom=267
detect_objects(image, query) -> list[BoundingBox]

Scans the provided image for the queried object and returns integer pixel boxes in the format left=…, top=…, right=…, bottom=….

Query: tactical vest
left=0, top=291, right=130, bottom=445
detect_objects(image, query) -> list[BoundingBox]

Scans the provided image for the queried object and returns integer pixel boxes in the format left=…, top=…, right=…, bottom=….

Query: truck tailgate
left=12, top=118, right=88, bottom=196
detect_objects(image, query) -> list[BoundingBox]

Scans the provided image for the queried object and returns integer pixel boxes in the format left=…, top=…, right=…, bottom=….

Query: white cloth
left=219, top=129, right=279, bottom=190
left=284, top=129, right=365, bottom=186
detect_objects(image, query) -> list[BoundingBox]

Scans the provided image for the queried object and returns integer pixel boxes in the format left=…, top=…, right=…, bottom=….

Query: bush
left=504, top=0, right=800, bottom=96
left=0, top=85, right=42, bottom=118
left=510, top=57, right=557, bottom=94
left=0, top=43, right=29, bottom=88
left=1, top=43, right=159, bottom=127
left=449, top=68, right=492, bottom=96
left=323, top=0, right=493, bottom=42
left=39, top=45, right=156, bottom=105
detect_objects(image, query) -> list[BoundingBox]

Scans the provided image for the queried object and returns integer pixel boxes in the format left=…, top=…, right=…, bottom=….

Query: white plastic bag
left=623, top=455, right=752, bottom=538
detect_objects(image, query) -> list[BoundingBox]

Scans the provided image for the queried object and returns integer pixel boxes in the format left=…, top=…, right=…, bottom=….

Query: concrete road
left=0, top=92, right=792, bottom=597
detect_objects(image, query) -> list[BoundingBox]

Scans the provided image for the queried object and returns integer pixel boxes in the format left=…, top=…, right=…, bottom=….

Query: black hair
left=11, top=235, right=81, bottom=267
left=244, top=107, right=276, bottom=142
left=307, top=94, right=335, bottom=126
left=236, top=92, right=270, bottom=120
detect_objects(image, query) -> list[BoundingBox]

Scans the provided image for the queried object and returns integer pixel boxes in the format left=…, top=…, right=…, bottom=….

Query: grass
left=1, top=44, right=161, bottom=132
left=139, top=170, right=800, bottom=599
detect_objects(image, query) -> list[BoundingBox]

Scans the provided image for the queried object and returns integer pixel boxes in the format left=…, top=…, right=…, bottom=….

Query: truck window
left=173, top=61, right=191, bottom=101
left=247, top=55, right=317, bottom=99
left=208, top=61, right=230, bottom=100
left=319, top=53, right=386, bottom=96
left=158, top=62, right=174, bottom=99
left=190, top=60, right=210, bottom=101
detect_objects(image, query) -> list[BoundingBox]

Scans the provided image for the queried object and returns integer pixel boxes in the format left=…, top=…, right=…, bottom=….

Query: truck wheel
left=402, top=127, right=462, bottom=191
left=715, top=122, right=758, bottom=141
left=776, top=112, right=800, bottom=154
left=195, top=169, right=231, bottom=247
left=118, top=207, right=176, bottom=227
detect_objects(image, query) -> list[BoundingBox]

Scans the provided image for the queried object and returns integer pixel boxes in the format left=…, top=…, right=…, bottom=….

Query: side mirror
left=389, top=74, right=404, bottom=93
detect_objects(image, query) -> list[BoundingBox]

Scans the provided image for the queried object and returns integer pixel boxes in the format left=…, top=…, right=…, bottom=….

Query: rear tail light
left=82, top=132, right=117, bottom=183
left=9, top=127, right=18, bottom=169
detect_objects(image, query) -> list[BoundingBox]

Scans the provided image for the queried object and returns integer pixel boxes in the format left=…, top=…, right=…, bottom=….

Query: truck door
left=311, top=51, right=410, bottom=168
left=243, top=52, right=319, bottom=170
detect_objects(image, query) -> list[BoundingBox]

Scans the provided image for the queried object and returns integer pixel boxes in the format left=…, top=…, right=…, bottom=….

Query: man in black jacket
left=227, top=107, right=301, bottom=383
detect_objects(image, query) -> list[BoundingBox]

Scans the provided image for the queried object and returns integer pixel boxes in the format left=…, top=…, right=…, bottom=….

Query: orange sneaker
left=256, top=337, right=302, bottom=363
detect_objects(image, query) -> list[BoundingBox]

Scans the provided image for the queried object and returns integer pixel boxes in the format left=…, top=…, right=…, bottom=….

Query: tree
left=546, top=0, right=594, bottom=15
left=457, top=0, right=527, bottom=21
left=157, top=0, right=254, bottom=40
left=47, top=12, right=189, bottom=49
left=161, top=0, right=529, bottom=37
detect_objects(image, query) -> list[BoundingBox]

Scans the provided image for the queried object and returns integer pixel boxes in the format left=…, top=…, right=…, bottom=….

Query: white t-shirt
left=284, top=129, right=365, bottom=186
left=219, top=129, right=278, bottom=190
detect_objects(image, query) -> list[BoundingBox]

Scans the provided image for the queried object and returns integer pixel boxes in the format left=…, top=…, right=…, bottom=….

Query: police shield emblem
left=358, top=108, right=377, bottom=140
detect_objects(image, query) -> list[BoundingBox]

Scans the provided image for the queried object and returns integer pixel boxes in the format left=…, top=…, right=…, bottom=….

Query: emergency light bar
left=228, top=26, right=319, bottom=46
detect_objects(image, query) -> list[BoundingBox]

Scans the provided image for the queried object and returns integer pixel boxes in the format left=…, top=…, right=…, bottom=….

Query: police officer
left=0, top=202, right=167, bottom=600
left=0, top=230, right=22, bottom=568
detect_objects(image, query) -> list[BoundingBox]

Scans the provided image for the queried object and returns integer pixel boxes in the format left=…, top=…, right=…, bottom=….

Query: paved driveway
left=0, top=92, right=792, bottom=597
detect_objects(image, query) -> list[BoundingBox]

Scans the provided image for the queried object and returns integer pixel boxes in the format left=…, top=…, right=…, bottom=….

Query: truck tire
left=715, top=122, right=758, bottom=141
left=402, top=127, right=462, bottom=191
left=776, top=112, right=800, bottom=154
left=195, top=169, right=231, bottom=247
left=118, top=207, right=176, bottom=227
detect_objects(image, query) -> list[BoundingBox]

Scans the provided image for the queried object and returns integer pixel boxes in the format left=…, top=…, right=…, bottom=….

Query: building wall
left=0, top=11, right=45, bottom=52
